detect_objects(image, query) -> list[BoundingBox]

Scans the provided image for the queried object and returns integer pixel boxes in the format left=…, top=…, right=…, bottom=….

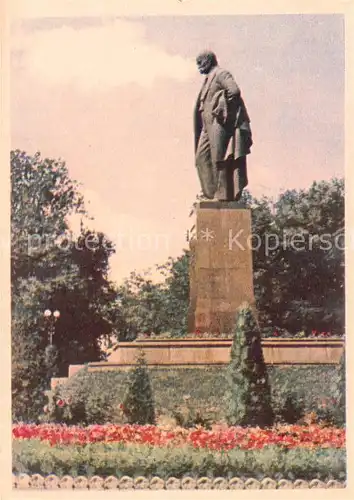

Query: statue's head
left=196, top=50, right=218, bottom=75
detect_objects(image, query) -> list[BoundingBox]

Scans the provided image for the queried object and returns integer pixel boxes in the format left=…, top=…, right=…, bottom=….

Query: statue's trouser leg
left=195, top=119, right=232, bottom=199
left=195, top=128, right=215, bottom=199
left=233, top=156, right=248, bottom=200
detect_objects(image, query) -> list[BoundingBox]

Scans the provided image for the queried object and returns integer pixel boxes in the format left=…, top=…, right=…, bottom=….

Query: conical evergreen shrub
left=122, top=349, right=156, bottom=425
left=224, top=303, right=274, bottom=427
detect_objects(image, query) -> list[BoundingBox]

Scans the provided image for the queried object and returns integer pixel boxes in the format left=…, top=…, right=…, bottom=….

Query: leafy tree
left=11, top=150, right=84, bottom=285
left=115, top=251, right=190, bottom=340
left=115, top=271, right=166, bottom=340
left=12, top=277, right=57, bottom=420
left=247, top=195, right=277, bottom=329
left=157, top=250, right=190, bottom=336
left=224, top=303, right=274, bottom=427
left=11, top=150, right=118, bottom=421
left=250, top=179, right=344, bottom=335
left=122, top=350, right=155, bottom=424
left=49, top=229, right=119, bottom=374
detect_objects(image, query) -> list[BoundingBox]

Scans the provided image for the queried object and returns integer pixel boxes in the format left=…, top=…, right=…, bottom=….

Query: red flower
left=273, top=331, right=279, bottom=337
left=56, top=399, right=65, bottom=408
left=119, top=403, right=129, bottom=415
left=195, top=329, right=202, bottom=337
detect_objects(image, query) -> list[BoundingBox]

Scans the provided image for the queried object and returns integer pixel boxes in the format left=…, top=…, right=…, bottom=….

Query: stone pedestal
left=188, top=201, right=255, bottom=334
left=82, top=338, right=344, bottom=371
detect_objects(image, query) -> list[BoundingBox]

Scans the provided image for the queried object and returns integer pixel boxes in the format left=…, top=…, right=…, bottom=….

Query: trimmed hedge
left=42, top=364, right=343, bottom=427
left=13, top=439, right=346, bottom=481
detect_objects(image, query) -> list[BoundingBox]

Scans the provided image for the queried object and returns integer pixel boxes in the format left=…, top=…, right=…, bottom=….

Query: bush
left=314, top=350, right=345, bottom=427
left=122, top=350, right=155, bottom=425
left=40, top=386, right=69, bottom=424
left=41, top=370, right=118, bottom=425
left=171, top=400, right=220, bottom=429
left=268, top=365, right=344, bottom=425
left=271, top=380, right=305, bottom=425
left=224, top=304, right=274, bottom=427
left=278, top=395, right=305, bottom=424
left=12, top=439, right=346, bottom=481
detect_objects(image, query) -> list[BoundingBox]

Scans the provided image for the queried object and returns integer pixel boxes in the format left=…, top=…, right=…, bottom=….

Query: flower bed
left=13, top=423, right=345, bottom=450
left=133, top=329, right=343, bottom=341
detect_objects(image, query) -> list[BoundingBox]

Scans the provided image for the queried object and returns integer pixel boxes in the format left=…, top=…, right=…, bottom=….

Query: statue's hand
left=212, top=101, right=228, bottom=125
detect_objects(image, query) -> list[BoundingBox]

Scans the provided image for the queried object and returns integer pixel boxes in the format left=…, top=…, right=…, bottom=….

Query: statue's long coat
left=194, top=66, right=253, bottom=199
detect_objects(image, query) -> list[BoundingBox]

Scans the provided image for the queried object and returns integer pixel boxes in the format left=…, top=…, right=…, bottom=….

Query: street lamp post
left=44, top=309, right=61, bottom=384
left=44, top=309, right=61, bottom=345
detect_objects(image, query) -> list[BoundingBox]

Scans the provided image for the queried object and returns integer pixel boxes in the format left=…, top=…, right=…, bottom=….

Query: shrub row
left=13, top=439, right=346, bottom=481
left=41, top=364, right=343, bottom=427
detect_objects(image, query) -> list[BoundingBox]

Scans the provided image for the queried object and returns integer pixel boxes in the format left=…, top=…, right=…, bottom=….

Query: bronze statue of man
left=194, top=51, right=253, bottom=201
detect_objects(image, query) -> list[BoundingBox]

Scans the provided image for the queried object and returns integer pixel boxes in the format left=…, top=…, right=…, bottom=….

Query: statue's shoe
left=234, top=191, right=243, bottom=202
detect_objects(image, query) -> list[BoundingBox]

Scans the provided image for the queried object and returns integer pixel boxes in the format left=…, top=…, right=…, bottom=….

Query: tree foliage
left=11, top=150, right=118, bottom=421
left=115, top=251, right=190, bottom=340
left=248, top=179, right=344, bottom=334
left=114, top=179, right=344, bottom=338
left=157, top=251, right=190, bottom=336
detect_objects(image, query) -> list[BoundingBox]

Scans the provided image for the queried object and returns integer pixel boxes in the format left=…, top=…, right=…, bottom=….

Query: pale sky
left=10, top=14, right=344, bottom=283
